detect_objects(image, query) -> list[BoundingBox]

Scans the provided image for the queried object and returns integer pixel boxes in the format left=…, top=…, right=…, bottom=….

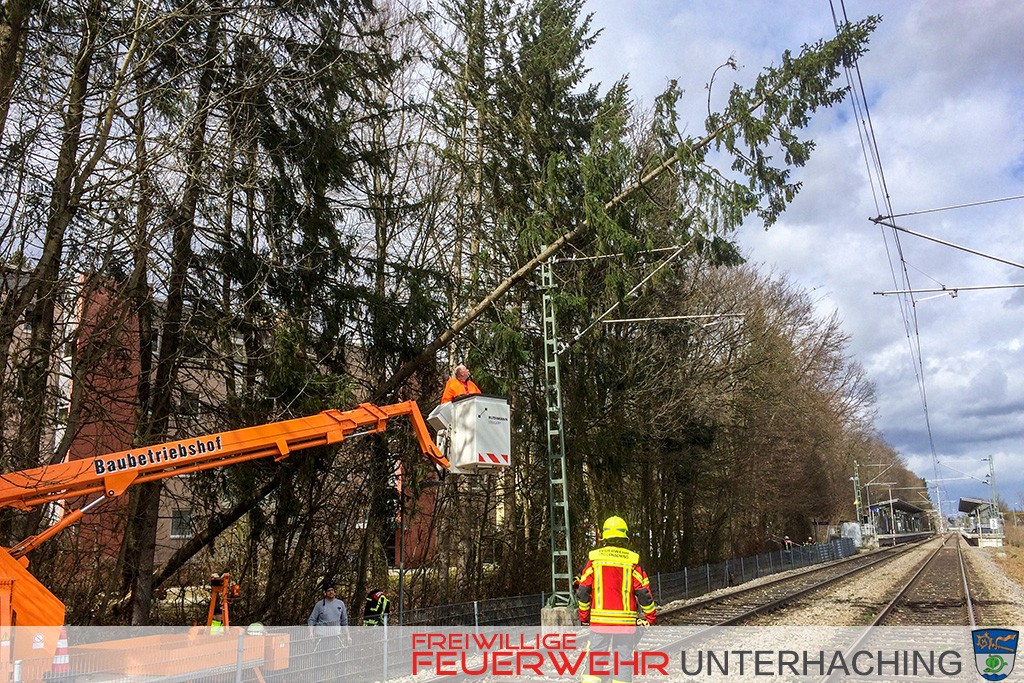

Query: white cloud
left=584, top=0, right=1024, bottom=508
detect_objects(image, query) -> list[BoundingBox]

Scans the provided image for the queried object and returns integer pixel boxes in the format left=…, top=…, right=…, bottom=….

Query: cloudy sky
left=581, top=0, right=1024, bottom=517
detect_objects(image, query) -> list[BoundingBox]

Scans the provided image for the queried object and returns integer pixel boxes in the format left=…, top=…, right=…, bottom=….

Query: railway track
left=593, top=537, right=936, bottom=671
left=871, top=532, right=974, bottom=626
left=659, top=540, right=925, bottom=626
left=350, top=533, right=1014, bottom=682
left=810, top=534, right=977, bottom=683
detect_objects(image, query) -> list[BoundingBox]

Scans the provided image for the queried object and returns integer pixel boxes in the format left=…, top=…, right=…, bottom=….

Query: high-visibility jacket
left=576, top=544, right=656, bottom=631
left=363, top=589, right=391, bottom=626
left=441, top=377, right=481, bottom=403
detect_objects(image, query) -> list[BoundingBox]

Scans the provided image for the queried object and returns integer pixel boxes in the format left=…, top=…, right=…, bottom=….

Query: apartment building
left=1, top=269, right=443, bottom=577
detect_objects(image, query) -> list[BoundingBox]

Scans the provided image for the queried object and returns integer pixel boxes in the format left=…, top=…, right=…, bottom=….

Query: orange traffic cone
left=51, top=627, right=69, bottom=677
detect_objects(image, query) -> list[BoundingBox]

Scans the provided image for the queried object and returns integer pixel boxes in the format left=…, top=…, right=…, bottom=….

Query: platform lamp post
left=927, top=483, right=946, bottom=532
left=888, top=486, right=896, bottom=540
left=850, top=462, right=863, bottom=531
left=982, top=455, right=998, bottom=509
left=982, top=455, right=1002, bottom=538
left=863, top=474, right=872, bottom=536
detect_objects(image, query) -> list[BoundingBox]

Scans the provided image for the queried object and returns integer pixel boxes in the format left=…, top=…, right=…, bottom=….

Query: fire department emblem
left=973, top=628, right=1018, bottom=681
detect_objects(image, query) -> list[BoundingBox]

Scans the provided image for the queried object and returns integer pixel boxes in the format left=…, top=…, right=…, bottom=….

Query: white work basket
left=427, top=395, right=510, bottom=475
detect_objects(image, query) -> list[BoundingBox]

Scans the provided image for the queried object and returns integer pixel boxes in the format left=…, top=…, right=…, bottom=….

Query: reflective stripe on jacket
left=576, top=544, right=656, bottom=630
left=364, top=592, right=390, bottom=625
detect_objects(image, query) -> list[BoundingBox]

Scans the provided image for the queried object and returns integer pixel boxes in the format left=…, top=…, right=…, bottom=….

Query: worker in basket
left=363, top=588, right=391, bottom=626
left=576, top=515, right=656, bottom=683
left=441, top=363, right=481, bottom=403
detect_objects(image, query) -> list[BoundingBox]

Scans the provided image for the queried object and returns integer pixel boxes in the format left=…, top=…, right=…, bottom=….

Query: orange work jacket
left=576, top=544, right=656, bottom=631
left=441, top=377, right=481, bottom=403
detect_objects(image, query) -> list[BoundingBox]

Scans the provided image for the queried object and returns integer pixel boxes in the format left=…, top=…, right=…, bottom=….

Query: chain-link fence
left=649, top=538, right=855, bottom=604
left=400, top=538, right=856, bottom=626
left=14, top=619, right=961, bottom=683
left=401, top=592, right=547, bottom=627
left=4, top=541, right=856, bottom=681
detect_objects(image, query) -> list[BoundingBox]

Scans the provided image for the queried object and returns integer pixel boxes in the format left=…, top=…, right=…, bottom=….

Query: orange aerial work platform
left=0, top=400, right=462, bottom=681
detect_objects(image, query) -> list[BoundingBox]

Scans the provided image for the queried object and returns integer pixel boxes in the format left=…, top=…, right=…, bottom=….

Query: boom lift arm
left=0, top=400, right=448, bottom=630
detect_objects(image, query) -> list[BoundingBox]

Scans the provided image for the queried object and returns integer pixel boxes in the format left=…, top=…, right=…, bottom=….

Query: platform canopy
left=958, top=497, right=996, bottom=514
left=871, top=498, right=924, bottom=514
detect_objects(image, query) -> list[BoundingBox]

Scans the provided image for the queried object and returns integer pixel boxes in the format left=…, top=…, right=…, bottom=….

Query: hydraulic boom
left=0, top=400, right=448, bottom=633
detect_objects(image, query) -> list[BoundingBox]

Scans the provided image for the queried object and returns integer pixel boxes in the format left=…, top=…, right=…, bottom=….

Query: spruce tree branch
left=371, top=19, right=874, bottom=401
left=371, top=104, right=751, bottom=401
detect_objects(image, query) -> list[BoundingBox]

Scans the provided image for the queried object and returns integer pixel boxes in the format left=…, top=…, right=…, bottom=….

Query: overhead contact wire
left=832, top=0, right=944, bottom=507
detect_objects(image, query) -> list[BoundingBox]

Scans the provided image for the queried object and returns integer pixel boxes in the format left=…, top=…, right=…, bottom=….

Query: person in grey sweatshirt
left=306, top=579, right=350, bottom=681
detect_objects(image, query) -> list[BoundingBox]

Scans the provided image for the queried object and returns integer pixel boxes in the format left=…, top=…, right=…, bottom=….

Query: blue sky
left=582, top=0, right=1024, bottom=517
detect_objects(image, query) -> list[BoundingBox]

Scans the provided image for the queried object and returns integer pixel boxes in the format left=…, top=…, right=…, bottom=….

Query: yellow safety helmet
left=601, top=516, right=629, bottom=540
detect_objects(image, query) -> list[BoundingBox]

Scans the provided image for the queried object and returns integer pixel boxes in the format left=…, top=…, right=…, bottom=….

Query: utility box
left=427, top=395, right=510, bottom=475
left=839, top=521, right=862, bottom=548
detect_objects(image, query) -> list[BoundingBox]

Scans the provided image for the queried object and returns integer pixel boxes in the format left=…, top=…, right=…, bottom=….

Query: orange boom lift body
left=0, top=401, right=449, bottom=675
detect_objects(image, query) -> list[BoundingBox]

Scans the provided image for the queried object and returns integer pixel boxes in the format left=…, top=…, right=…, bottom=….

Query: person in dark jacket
left=363, top=588, right=391, bottom=625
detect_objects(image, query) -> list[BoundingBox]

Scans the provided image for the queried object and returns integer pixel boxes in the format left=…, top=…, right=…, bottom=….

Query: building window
left=170, top=509, right=192, bottom=539
left=179, top=390, right=201, bottom=415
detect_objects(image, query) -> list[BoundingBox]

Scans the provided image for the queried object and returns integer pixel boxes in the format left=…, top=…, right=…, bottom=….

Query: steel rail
left=814, top=533, right=967, bottom=683
left=871, top=533, right=971, bottom=627
left=958, top=533, right=976, bottom=629
left=659, top=540, right=926, bottom=626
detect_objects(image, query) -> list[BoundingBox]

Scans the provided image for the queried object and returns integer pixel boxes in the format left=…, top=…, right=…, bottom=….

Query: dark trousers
left=584, top=630, right=643, bottom=683
left=307, top=635, right=346, bottom=682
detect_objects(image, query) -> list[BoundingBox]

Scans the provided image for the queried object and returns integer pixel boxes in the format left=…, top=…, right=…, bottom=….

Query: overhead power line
left=831, top=0, right=944, bottom=523
left=603, top=313, right=744, bottom=324
left=880, top=193, right=1024, bottom=219
left=870, top=218, right=1024, bottom=270
left=551, top=246, right=679, bottom=265
left=560, top=246, right=686, bottom=354
left=875, top=283, right=1024, bottom=296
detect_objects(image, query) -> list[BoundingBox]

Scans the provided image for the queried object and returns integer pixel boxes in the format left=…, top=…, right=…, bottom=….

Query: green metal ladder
left=540, top=259, right=574, bottom=607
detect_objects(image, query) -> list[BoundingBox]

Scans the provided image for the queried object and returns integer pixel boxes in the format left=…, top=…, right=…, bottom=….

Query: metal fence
left=6, top=541, right=856, bottom=681
left=401, top=592, right=547, bottom=627
left=648, top=538, right=855, bottom=605
left=9, top=627, right=419, bottom=683
left=401, top=538, right=856, bottom=626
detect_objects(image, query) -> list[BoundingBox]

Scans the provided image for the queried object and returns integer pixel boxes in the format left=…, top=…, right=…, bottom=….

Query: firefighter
left=362, top=588, right=391, bottom=626
left=783, top=535, right=795, bottom=550
left=576, top=516, right=656, bottom=683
